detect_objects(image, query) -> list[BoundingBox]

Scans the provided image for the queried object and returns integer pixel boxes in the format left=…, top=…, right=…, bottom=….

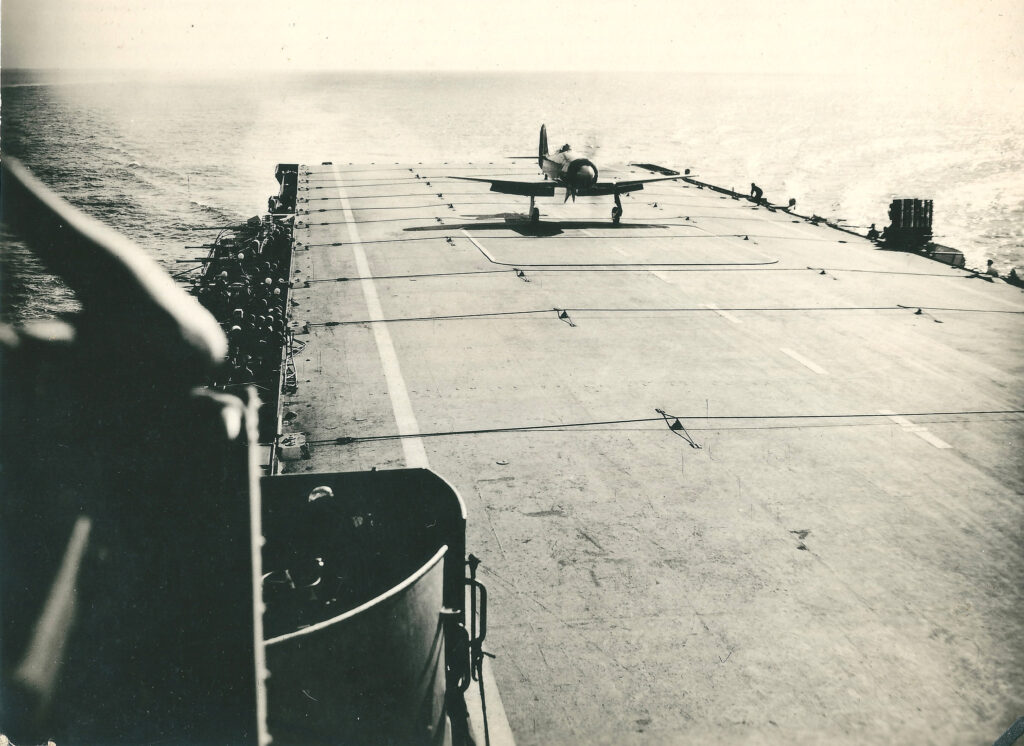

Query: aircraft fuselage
left=542, top=145, right=600, bottom=196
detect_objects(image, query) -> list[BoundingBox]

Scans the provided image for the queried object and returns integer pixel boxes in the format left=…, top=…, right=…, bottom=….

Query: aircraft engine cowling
left=565, top=158, right=599, bottom=192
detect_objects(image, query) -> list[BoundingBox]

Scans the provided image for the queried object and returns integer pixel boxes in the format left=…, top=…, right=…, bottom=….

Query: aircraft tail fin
left=539, top=124, right=548, bottom=168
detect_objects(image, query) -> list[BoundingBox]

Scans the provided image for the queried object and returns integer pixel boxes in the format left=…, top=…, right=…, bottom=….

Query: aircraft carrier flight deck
left=277, top=160, right=1024, bottom=744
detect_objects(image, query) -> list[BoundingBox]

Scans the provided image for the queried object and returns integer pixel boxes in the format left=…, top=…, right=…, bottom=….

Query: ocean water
left=2, top=69, right=1022, bottom=322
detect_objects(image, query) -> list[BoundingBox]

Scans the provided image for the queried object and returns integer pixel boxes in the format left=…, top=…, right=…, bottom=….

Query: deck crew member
left=750, top=182, right=764, bottom=203
left=867, top=223, right=880, bottom=240
left=985, top=259, right=999, bottom=277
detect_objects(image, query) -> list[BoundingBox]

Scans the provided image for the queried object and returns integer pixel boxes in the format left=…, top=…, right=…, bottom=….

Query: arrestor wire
left=308, top=408, right=1024, bottom=447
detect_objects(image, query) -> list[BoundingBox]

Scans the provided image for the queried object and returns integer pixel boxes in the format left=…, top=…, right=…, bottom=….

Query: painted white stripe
left=913, top=429, right=954, bottom=449
left=462, top=229, right=496, bottom=262
left=780, top=347, right=828, bottom=375
left=340, top=169, right=516, bottom=743
left=885, top=414, right=915, bottom=428
left=879, top=409, right=953, bottom=449
left=335, top=166, right=428, bottom=468
left=704, top=303, right=742, bottom=324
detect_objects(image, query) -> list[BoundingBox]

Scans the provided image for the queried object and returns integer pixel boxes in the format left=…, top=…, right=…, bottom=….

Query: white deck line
left=334, top=165, right=428, bottom=469
left=462, top=230, right=498, bottom=264
left=336, top=166, right=516, bottom=745
left=704, top=302, right=742, bottom=324
left=779, top=346, right=828, bottom=375
left=880, top=409, right=953, bottom=449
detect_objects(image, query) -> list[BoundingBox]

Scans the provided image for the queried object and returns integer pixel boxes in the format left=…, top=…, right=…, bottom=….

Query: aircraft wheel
left=611, top=206, right=622, bottom=224
left=531, top=207, right=540, bottom=223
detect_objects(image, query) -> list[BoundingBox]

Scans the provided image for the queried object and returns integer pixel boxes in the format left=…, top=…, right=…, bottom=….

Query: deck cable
left=298, top=266, right=977, bottom=279
left=806, top=266, right=977, bottom=278
left=299, top=191, right=486, bottom=201
left=301, top=178, right=474, bottom=190
left=306, top=408, right=1024, bottom=447
left=298, top=236, right=449, bottom=247
left=298, top=304, right=1017, bottom=326
left=299, top=201, right=528, bottom=212
left=295, top=234, right=772, bottom=248
left=298, top=215, right=446, bottom=225
left=303, top=269, right=513, bottom=283
left=305, top=308, right=553, bottom=326
left=294, top=260, right=981, bottom=279
left=568, top=304, right=1022, bottom=314
left=895, top=304, right=1024, bottom=314
left=302, top=179, right=442, bottom=188
left=656, top=408, right=702, bottom=449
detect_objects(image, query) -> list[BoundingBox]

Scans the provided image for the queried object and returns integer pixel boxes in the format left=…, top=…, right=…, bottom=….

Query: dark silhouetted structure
left=1, top=157, right=263, bottom=743
left=882, top=198, right=933, bottom=249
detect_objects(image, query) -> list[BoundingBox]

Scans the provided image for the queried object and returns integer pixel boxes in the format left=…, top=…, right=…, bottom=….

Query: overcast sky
left=2, top=0, right=1022, bottom=81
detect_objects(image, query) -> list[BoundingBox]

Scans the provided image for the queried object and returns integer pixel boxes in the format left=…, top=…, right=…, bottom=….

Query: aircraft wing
left=449, top=177, right=556, bottom=197
left=579, top=175, right=682, bottom=197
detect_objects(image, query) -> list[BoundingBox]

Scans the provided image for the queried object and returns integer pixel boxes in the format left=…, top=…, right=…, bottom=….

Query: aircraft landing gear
left=611, top=192, right=623, bottom=225
left=529, top=195, right=540, bottom=223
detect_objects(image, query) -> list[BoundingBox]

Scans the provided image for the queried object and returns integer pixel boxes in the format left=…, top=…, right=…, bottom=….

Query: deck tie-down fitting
left=656, top=407, right=702, bottom=449
left=514, top=268, right=530, bottom=282
left=555, top=308, right=576, bottom=327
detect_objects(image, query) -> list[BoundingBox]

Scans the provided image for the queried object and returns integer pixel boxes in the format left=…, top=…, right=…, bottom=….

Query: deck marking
left=880, top=409, right=953, bottom=449
left=704, top=303, right=742, bottom=324
left=334, top=166, right=428, bottom=468
left=780, top=347, right=827, bottom=375
left=462, top=230, right=498, bottom=263
left=342, top=169, right=516, bottom=744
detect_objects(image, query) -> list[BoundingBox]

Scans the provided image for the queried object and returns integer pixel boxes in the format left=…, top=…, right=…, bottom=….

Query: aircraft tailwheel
left=611, top=205, right=622, bottom=224
left=530, top=207, right=540, bottom=223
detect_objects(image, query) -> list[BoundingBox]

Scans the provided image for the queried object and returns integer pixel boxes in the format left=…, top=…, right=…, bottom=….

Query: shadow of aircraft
left=405, top=212, right=669, bottom=237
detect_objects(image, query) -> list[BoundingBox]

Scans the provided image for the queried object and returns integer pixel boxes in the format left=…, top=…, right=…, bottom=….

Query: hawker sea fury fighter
left=451, top=124, right=683, bottom=224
